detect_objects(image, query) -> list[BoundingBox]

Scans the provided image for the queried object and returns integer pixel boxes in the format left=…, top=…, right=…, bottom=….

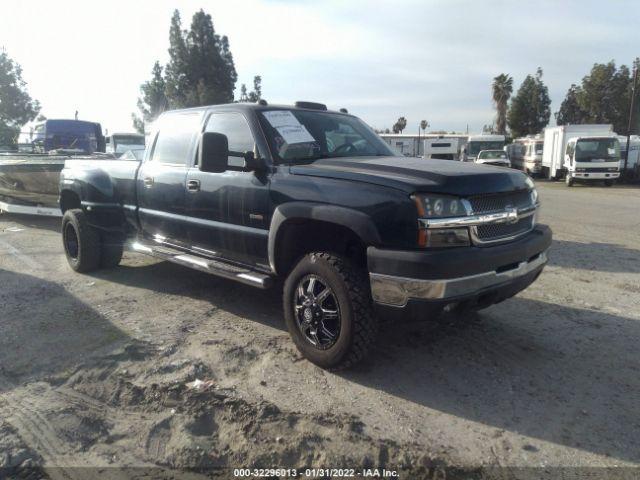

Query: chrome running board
left=130, top=240, right=274, bottom=289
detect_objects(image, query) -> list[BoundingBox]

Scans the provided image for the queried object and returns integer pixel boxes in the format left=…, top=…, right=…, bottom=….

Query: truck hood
left=289, top=156, right=530, bottom=196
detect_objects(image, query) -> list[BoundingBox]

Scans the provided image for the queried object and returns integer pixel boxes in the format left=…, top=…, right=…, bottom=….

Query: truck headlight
left=413, top=194, right=471, bottom=247
left=413, top=194, right=468, bottom=218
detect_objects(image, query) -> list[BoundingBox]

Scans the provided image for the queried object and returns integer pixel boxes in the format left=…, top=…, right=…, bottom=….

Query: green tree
left=392, top=116, right=407, bottom=133
left=164, top=9, right=237, bottom=108
left=164, top=10, right=190, bottom=108
left=491, top=74, right=513, bottom=135
left=555, top=84, right=587, bottom=125
left=132, top=61, right=168, bottom=134
left=420, top=119, right=429, bottom=133
left=239, top=75, right=263, bottom=103
left=0, top=50, right=40, bottom=146
left=507, top=68, right=551, bottom=138
left=576, top=61, right=632, bottom=133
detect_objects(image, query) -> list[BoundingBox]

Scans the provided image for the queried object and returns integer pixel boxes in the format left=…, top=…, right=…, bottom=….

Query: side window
left=151, top=113, right=201, bottom=165
left=206, top=113, right=255, bottom=168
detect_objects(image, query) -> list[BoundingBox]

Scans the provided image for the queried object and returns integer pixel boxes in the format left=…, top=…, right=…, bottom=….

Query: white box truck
left=542, top=125, right=621, bottom=186
left=619, top=135, right=640, bottom=177
left=460, top=134, right=506, bottom=162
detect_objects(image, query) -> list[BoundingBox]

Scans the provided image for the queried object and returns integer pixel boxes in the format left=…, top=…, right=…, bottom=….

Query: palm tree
left=420, top=120, right=429, bottom=132
left=492, top=74, right=513, bottom=135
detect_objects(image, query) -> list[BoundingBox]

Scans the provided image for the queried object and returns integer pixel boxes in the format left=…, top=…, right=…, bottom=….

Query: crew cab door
left=137, top=111, right=202, bottom=248
left=185, top=111, right=271, bottom=269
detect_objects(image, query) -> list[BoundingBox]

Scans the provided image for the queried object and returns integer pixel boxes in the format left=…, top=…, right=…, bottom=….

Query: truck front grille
left=467, top=190, right=536, bottom=244
left=474, top=215, right=535, bottom=242
left=467, top=190, right=532, bottom=214
left=584, top=167, right=613, bottom=173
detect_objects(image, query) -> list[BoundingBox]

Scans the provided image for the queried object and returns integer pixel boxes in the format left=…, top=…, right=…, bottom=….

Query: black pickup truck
left=59, top=101, right=551, bottom=369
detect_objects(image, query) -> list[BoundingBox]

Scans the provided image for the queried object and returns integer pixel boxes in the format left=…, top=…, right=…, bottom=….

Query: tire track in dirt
left=0, top=378, right=135, bottom=480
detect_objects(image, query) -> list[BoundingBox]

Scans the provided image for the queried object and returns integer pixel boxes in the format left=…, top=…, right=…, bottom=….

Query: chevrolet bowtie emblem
left=505, top=206, right=519, bottom=224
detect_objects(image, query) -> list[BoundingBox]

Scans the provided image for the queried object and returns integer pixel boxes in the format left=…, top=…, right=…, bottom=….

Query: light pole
left=623, top=66, right=638, bottom=178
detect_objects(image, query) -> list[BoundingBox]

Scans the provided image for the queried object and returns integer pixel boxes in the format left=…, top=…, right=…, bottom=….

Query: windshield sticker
left=262, top=111, right=315, bottom=145
left=608, top=148, right=616, bottom=155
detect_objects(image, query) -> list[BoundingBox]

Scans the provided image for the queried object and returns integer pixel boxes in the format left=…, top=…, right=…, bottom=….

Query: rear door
left=185, top=111, right=271, bottom=269
left=137, top=111, right=202, bottom=249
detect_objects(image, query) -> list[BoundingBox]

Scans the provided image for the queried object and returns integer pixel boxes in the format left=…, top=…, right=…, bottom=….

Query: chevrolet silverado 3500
left=59, top=101, right=551, bottom=369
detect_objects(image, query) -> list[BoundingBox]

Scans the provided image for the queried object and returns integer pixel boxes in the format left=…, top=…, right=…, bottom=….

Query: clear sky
left=1, top=0, right=638, bottom=135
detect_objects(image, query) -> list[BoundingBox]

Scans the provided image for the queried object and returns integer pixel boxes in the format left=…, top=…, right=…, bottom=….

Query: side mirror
left=199, top=132, right=228, bottom=173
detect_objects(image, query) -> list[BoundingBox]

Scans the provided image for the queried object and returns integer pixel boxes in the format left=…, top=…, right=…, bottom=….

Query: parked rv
left=105, top=132, right=145, bottom=157
left=461, top=134, right=506, bottom=162
left=542, top=125, right=620, bottom=186
left=507, top=135, right=544, bottom=175
left=423, top=137, right=461, bottom=160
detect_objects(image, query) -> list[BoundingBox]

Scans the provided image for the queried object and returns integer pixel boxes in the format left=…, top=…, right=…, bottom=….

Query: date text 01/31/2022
left=233, top=468, right=399, bottom=477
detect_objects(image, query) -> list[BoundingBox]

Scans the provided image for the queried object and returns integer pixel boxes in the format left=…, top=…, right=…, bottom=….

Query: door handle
left=143, top=176, right=154, bottom=188
left=187, top=179, right=201, bottom=192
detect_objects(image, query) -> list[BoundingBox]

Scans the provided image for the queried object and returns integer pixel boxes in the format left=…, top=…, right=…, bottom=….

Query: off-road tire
left=100, top=233, right=123, bottom=268
left=283, top=252, right=377, bottom=370
left=62, top=209, right=101, bottom=273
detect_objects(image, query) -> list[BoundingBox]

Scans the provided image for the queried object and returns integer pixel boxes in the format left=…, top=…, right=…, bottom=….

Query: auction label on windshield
left=234, top=468, right=400, bottom=478
left=262, top=110, right=315, bottom=145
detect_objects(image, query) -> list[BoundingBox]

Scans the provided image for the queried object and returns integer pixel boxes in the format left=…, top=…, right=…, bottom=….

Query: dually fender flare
left=268, top=202, right=382, bottom=274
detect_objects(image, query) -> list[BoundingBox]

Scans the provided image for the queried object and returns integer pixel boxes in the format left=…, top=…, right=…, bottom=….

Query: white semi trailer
left=460, top=134, right=506, bottom=162
left=542, top=125, right=620, bottom=186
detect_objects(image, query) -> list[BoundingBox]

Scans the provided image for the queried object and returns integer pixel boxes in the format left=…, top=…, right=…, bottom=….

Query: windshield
left=114, top=135, right=144, bottom=146
left=534, top=142, right=543, bottom=154
left=575, top=138, right=620, bottom=162
left=468, top=141, right=504, bottom=155
left=258, top=109, right=394, bottom=163
left=478, top=150, right=507, bottom=160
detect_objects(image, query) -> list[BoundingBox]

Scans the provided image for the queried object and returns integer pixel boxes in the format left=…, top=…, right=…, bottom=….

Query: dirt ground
left=1, top=180, right=639, bottom=479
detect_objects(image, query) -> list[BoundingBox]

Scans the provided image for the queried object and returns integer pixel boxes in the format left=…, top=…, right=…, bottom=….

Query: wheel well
left=274, top=220, right=367, bottom=276
left=60, top=190, right=81, bottom=213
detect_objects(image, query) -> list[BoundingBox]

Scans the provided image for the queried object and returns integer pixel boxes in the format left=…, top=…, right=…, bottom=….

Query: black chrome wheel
left=293, top=274, right=341, bottom=350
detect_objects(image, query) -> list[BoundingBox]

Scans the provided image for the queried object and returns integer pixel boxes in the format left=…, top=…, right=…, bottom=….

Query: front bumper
left=368, top=224, right=551, bottom=312
left=570, top=171, right=619, bottom=180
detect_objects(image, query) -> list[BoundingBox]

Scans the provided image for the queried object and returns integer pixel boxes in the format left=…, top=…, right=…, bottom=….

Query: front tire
left=62, top=209, right=101, bottom=273
left=604, top=179, right=614, bottom=187
left=283, top=252, right=377, bottom=370
left=565, top=174, right=574, bottom=187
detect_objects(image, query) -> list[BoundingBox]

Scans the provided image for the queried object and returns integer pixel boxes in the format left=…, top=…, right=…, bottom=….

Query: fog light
left=419, top=228, right=470, bottom=248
